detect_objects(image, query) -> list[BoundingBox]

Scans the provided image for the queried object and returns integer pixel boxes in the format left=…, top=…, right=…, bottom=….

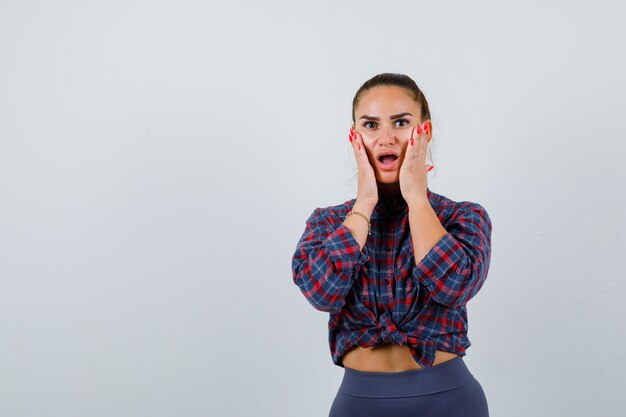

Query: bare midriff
left=341, top=343, right=460, bottom=372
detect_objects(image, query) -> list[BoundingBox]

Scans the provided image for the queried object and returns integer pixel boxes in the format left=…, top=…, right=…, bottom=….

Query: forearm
left=407, top=199, right=448, bottom=264
left=406, top=199, right=493, bottom=307
left=342, top=200, right=374, bottom=251
left=292, top=205, right=372, bottom=313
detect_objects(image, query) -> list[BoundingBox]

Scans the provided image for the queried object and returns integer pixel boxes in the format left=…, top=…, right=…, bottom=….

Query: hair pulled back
left=351, top=73, right=434, bottom=166
left=351, top=73, right=431, bottom=124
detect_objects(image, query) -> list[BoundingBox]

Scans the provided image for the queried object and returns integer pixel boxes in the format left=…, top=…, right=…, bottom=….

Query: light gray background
left=1, top=1, right=625, bottom=416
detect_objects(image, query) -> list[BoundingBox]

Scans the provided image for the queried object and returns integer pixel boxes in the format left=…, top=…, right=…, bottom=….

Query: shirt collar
left=373, top=187, right=432, bottom=216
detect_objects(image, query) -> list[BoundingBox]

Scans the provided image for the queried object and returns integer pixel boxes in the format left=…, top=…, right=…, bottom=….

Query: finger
left=422, top=121, right=432, bottom=143
left=406, top=126, right=427, bottom=165
left=355, top=131, right=366, bottom=158
left=350, top=129, right=366, bottom=169
left=409, top=126, right=419, bottom=151
left=350, top=127, right=361, bottom=151
left=349, top=127, right=360, bottom=163
left=418, top=123, right=429, bottom=162
left=419, top=129, right=428, bottom=150
left=356, top=131, right=376, bottom=170
left=405, top=126, right=419, bottom=164
left=417, top=138, right=427, bottom=165
left=404, top=127, right=415, bottom=168
left=412, top=123, right=426, bottom=145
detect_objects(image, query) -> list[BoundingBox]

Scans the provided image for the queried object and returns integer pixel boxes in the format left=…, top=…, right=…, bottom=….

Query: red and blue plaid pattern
left=292, top=188, right=492, bottom=369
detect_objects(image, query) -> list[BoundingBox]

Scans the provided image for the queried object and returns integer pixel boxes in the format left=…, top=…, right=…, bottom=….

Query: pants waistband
left=338, top=356, right=476, bottom=398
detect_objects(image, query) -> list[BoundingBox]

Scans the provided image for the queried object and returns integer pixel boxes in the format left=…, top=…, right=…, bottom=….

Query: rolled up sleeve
left=412, top=203, right=492, bottom=307
left=292, top=208, right=370, bottom=313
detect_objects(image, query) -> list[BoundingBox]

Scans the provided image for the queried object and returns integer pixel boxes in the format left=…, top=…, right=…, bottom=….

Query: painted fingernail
left=417, top=124, right=422, bottom=134
left=428, top=165, right=434, bottom=171
left=411, top=137, right=414, bottom=146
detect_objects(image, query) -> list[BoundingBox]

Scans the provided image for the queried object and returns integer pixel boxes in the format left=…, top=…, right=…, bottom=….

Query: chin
left=376, top=172, right=400, bottom=183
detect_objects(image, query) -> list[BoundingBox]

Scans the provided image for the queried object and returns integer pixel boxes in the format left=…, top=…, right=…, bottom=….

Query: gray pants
left=328, top=356, right=489, bottom=417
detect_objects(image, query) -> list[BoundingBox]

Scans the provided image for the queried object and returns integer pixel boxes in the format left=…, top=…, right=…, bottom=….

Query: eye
left=362, top=119, right=410, bottom=129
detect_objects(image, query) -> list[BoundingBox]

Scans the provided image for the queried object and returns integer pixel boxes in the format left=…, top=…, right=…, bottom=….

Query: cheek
left=363, top=143, right=375, bottom=155
left=358, top=131, right=377, bottom=143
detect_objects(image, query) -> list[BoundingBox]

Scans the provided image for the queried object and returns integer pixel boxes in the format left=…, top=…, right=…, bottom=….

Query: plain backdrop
left=1, top=1, right=625, bottom=416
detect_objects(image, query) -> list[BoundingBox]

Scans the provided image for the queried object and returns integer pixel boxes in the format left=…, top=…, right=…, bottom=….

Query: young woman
left=292, top=73, right=492, bottom=417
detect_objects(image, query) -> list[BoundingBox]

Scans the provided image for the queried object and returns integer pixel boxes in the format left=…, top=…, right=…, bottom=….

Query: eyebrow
left=359, top=112, right=413, bottom=121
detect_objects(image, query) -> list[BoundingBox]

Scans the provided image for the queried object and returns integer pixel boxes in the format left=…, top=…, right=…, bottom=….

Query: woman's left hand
left=399, top=121, right=434, bottom=206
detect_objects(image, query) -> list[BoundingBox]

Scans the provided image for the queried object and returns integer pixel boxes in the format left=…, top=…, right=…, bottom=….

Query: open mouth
left=377, top=154, right=399, bottom=170
left=378, top=154, right=398, bottom=164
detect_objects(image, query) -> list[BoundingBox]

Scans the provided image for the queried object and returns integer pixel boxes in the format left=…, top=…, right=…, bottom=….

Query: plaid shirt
left=291, top=187, right=493, bottom=369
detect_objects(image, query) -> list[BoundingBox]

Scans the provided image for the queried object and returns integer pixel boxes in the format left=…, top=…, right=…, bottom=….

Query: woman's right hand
left=349, top=126, right=378, bottom=209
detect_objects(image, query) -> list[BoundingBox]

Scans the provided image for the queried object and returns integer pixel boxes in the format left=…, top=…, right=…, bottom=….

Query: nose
left=377, top=124, right=397, bottom=144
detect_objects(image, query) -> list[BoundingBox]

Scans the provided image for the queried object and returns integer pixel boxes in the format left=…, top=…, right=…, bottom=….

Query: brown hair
left=351, top=72, right=434, bottom=165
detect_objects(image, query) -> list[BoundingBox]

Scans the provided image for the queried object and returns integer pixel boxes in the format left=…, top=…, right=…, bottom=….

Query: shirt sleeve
left=292, top=207, right=370, bottom=313
left=412, top=203, right=493, bottom=308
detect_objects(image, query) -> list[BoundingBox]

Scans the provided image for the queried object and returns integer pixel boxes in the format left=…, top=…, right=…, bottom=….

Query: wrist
left=407, top=197, right=430, bottom=210
left=353, top=200, right=375, bottom=219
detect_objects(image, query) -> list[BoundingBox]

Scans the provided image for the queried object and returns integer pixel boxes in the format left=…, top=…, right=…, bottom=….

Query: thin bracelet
left=345, top=210, right=371, bottom=235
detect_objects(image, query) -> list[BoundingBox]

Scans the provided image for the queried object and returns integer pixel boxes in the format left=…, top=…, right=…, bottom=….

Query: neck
left=377, top=181, right=403, bottom=205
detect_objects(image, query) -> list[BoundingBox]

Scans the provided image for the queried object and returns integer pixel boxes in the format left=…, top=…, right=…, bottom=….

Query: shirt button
left=384, top=279, right=390, bottom=284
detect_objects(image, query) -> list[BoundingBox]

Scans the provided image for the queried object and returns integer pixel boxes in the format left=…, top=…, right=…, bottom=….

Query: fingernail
left=428, top=165, right=434, bottom=171
left=417, top=124, right=422, bottom=134
left=358, top=143, right=361, bottom=150
left=349, top=133, right=353, bottom=142
left=411, top=137, right=414, bottom=146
